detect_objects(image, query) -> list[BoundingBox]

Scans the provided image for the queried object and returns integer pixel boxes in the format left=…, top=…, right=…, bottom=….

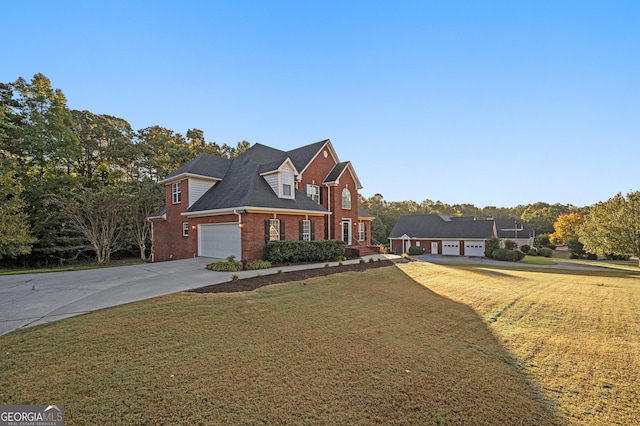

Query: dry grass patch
left=399, top=262, right=640, bottom=425
left=0, top=267, right=558, bottom=425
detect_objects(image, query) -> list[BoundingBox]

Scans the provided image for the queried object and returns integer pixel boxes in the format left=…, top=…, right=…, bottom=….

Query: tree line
left=2, top=73, right=637, bottom=267
left=0, top=73, right=249, bottom=267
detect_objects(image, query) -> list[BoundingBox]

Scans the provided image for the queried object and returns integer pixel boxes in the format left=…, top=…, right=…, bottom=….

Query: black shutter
left=280, top=219, right=285, bottom=240
left=311, top=221, right=315, bottom=240
left=264, top=219, right=270, bottom=242
left=319, top=187, right=323, bottom=204
left=299, top=220, right=304, bottom=240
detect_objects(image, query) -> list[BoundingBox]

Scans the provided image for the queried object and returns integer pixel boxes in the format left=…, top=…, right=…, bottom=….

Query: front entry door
left=342, top=220, right=351, bottom=245
left=431, top=242, right=438, bottom=254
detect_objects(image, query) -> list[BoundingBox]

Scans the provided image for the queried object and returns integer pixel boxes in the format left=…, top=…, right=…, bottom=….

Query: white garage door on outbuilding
left=442, top=241, right=460, bottom=256
left=464, top=240, right=485, bottom=257
left=199, top=223, right=241, bottom=259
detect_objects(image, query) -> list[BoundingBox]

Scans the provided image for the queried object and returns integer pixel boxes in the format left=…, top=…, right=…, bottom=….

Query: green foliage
left=520, top=245, right=531, bottom=254
left=206, top=260, right=243, bottom=272
left=484, top=238, right=501, bottom=259
left=0, top=151, right=36, bottom=259
left=408, top=245, right=425, bottom=255
left=534, top=234, right=550, bottom=247
left=491, top=249, right=525, bottom=262
left=245, top=260, right=272, bottom=270
left=579, top=192, right=640, bottom=265
left=537, top=247, right=553, bottom=257
left=263, top=240, right=346, bottom=264
left=503, top=239, right=517, bottom=250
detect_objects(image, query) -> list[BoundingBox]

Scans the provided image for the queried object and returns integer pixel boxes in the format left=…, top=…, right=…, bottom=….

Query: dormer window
left=172, top=182, right=182, bottom=204
left=282, top=172, right=292, bottom=197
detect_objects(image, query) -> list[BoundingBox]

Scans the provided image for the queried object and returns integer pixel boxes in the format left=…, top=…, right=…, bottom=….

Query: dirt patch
left=191, top=259, right=400, bottom=294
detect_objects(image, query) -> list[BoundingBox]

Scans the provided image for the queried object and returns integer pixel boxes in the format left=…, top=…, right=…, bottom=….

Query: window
left=300, top=220, right=311, bottom=241
left=183, top=222, right=189, bottom=237
left=306, top=184, right=321, bottom=204
left=269, top=219, right=280, bottom=241
left=172, top=182, right=182, bottom=204
left=342, top=188, right=351, bottom=209
left=358, top=222, right=366, bottom=241
left=282, top=172, right=292, bottom=197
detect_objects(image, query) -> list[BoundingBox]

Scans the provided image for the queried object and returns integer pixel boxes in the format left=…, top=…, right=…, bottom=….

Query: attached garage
left=442, top=241, right=460, bottom=256
left=199, top=223, right=241, bottom=259
left=464, top=240, right=485, bottom=257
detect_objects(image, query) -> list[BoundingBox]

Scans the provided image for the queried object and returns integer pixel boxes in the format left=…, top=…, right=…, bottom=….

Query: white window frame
left=269, top=219, right=280, bottom=241
left=182, top=222, right=189, bottom=237
left=358, top=222, right=366, bottom=241
left=306, top=184, right=320, bottom=204
left=342, top=188, right=351, bottom=209
left=172, top=182, right=182, bottom=204
left=282, top=172, right=292, bottom=197
left=301, top=220, right=311, bottom=241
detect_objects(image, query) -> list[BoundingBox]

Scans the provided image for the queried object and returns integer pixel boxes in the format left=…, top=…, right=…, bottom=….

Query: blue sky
left=3, top=1, right=638, bottom=207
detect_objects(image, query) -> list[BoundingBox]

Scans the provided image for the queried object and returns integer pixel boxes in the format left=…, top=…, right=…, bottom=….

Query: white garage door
left=442, top=241, right=460, bottom=256
left=199, top=224, right=241, bottom=259
left=464, top=240, right=485, bottom=257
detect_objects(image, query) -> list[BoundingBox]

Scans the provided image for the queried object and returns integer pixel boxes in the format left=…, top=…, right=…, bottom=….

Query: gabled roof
left=286, top=139, right=335, bottom=173
left=324, top=161, right=363, bottom=189
left=359, top=207, right=374, bottom=219
left=159, top=153, right=231, bottom=184
left=389, top=214, right=495, bottom=239
left=495, top=219, right=535, bottom=239
left=184, top=143, right=328, bottom=215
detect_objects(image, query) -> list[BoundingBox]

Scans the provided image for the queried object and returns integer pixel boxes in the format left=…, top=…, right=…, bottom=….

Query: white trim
left=160, top=173, right=221, bottom=185
left=182, top=206, right=330, bottom=218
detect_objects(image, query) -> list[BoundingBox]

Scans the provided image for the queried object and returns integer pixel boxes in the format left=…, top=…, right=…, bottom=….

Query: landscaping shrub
left=491, top=249, right=525, bottom=262
left=520, top=245, right=531, bottom=254
left=408, top=245, right=425, bottom=255
left=537, top=247, right=553, bottom=258
left=504, top=239, right=518, bottom=250
left=263, top=240, right=346, bottom=264
left=245, top=260, right=272, bottom=270
left=206, top=260, right=243, bottom=272
left=485, top=238, right=501, bottom=259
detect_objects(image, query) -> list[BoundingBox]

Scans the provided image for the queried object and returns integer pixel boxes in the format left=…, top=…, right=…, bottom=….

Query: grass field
left=1, top=263, right=638, bottom=424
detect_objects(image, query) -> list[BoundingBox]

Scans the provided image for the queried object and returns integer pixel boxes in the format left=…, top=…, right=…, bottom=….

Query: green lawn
left=2, top=263, right=639, bottom=425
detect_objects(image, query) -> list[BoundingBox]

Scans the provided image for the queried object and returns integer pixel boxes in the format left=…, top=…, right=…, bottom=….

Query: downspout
left=328, top=186, right=331, bottom=239
left=150, top=220, right=154, bottom=263
left=234, top=209, right=243, bottom=260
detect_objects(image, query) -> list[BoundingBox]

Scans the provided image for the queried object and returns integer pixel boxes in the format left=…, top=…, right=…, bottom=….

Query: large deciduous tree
left=579, top=192, right=640, bottom=266
left=59, top=186, right=130, bottom=264
left=12, top=73, right=79, bottom=184
left=550, top=212, right=585, bottom=245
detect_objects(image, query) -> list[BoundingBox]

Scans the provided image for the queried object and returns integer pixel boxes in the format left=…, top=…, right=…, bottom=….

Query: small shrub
left=408, top=246, right=425, bottom=255
left=520, top=245, right=531, bottom=254
left=245, top=260, right=272, bottom=270
left=537, top=247, right=553, bottom=257
left=504, top=239, right=518, bottom=251
left=231, top=274, right=239, bottom=281
left=206, top=260, right=243, bottom=272
left=369, top=257, right=375, bottom=263
left=586, top=253, right=598, bottom=260
left=401, top=253, right=409, bottom=259
left=359, top=258, right=365, bottom=264
left=485, top=238, right=501, bottom=258
left=491, top=248, right=524, bottom=262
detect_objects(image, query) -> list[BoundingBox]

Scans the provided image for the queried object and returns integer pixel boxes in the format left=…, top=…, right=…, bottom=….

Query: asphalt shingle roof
left=184, top=142, right=328, bottom=213
left=389, top=214, right=496, bottom=239
left=162, top=153, right=231, bottom=181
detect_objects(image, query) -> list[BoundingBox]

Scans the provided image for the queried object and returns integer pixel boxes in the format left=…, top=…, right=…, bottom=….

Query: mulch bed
left=190, top=259, right=399, bottom=294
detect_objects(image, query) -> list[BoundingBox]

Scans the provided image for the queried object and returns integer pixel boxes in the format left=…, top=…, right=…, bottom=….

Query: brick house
left=149, top=139, right=378, bottom=262
left=389, top=215, right=534, bottom=256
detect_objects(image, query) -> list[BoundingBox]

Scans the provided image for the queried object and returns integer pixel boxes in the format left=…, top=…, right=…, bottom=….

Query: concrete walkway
left=0, top=254, right=392, bottom=336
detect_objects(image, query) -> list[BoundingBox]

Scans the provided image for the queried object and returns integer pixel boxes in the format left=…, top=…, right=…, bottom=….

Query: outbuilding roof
left=389, top=214, right=496, bottom=239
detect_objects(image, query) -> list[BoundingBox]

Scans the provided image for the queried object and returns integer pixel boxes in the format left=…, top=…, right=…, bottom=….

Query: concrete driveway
left=0, top=258, right=226, bottom=336
left=0, top=255, right=391, bottom=336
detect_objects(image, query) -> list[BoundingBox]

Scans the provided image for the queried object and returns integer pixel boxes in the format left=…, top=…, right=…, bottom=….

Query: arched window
left=342, top=188, right=351, bottom=209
